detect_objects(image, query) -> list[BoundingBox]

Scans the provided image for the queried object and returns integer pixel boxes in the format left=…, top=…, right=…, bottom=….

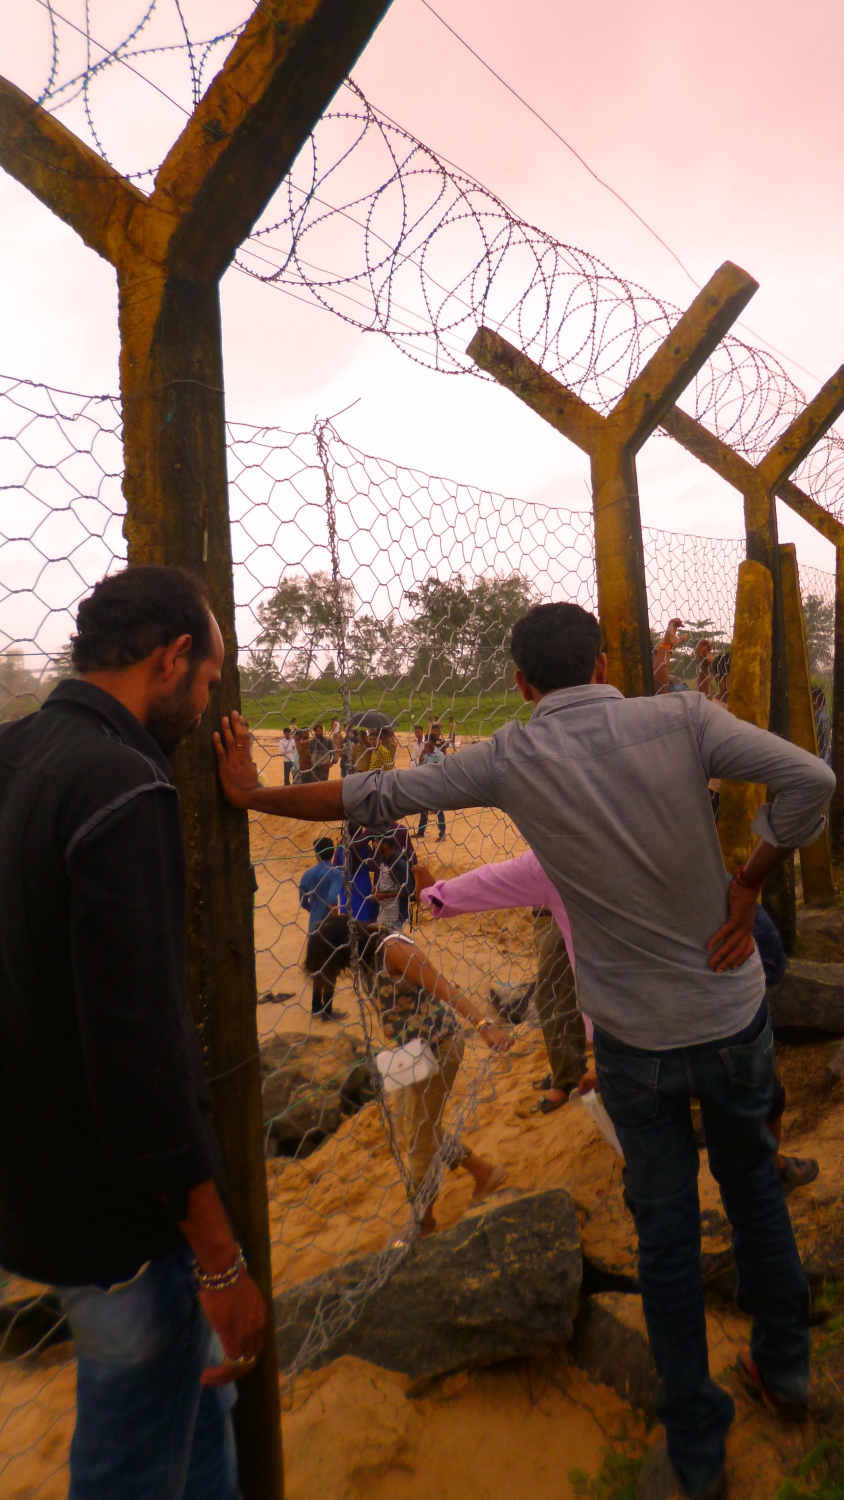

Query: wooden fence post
left=717, top=561, right=774, bottom=873
left=661, top=375, right=844, bottom=948
left=0, top=5, right=395, bottom=1495
left=779, top=544, right=836, bottom=903
left=467, top=262, right=758, bottom=697
left=777, top=481, right=844, bottom=861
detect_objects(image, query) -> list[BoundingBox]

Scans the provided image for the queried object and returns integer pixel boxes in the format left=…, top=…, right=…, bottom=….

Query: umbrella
left=349, top=710, right=395, bottom=730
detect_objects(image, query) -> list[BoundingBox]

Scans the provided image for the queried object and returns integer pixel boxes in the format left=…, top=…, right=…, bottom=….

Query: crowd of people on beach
left=1, top=563, right=837, bottom=1500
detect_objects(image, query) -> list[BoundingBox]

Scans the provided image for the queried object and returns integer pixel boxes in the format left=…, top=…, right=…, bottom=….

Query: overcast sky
left=1, top=0, right=842, bottom=573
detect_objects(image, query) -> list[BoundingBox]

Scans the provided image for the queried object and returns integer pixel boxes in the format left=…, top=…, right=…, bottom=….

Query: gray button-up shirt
left=342, top=685, right=835, bottom=1049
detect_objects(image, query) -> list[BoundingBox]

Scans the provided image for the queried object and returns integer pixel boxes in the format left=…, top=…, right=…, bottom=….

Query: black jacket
left=0, top=681, right=223, bottom=1286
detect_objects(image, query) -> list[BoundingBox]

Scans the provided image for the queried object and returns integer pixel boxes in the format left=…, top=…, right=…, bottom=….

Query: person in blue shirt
left=299, top=837, right=346, bottom=1020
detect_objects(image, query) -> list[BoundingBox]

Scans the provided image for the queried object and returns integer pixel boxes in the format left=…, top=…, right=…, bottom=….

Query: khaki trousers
left=533, top=910, right=586, bottom=1092
left=389, top=1034, right=467, bottom=1187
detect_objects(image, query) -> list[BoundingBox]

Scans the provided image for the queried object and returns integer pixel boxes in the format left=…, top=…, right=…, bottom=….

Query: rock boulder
left=260, top=1030, right=374, bottom=1156
left=274, top=1187, right=582, bottom=1378
left=768, top=961, right=844, bottom=1035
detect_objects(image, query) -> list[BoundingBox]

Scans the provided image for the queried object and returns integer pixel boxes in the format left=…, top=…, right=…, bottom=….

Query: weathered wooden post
left=467, top=263, right=758, bottom=697
left=777, top=480, right=844, bottom=860
left=717, top=560, right=774, bottom=873
left=0, top=4, right=394, bottom=1495
left=661, top=377, right=844, bottom=947
left=779, top=543, right=836, bottom=903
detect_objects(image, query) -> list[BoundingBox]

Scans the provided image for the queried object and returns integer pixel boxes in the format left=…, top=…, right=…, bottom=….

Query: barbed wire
left=14, top=8, right=844, bottom=520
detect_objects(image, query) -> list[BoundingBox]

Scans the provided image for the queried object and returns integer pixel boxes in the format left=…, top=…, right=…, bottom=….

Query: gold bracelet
left=193, top=1249, right=246, bottom=1293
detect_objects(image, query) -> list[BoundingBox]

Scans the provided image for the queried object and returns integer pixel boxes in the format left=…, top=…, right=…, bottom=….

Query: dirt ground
left=5, top=733, right=844, bottom=1498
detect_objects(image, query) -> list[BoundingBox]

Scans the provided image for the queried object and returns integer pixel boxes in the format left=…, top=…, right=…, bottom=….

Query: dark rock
left=260, top=1031, right=374, bottom=1156
left=274, top=1187, right=582, bottom=1378
left=571, top=1292, right=658, bottom=1420
left=768, top=961, right=844, bottom=1036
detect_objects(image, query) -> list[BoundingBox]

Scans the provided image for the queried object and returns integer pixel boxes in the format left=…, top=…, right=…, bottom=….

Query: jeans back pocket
left=596, top=1053, right=661, bottom=1129
left=718, top=1015, right=775, bottom=1095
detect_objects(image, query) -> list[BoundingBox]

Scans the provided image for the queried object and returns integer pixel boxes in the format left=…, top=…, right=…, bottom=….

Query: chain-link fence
left=0, top=371, right=837, bottom=1492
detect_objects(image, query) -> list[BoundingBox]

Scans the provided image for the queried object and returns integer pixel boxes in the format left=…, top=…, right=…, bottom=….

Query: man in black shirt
left=0, top=566, right=265, bottom=1499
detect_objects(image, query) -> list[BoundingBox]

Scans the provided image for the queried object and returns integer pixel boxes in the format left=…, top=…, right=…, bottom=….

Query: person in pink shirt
left=419, top=850, right=590, bottom=1112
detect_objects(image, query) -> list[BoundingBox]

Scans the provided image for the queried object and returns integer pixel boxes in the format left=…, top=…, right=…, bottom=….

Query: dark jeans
left=417, top=809, right=446, bottom=838
left=282, top=760, right=293, bottom=786
left=594, top=1001, right=808, bottom=1498
left=56, top=1250, right=238, bottom=1499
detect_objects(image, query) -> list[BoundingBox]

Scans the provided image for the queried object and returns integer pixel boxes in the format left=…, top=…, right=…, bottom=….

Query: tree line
left=243, top=569, right=536, bottom=696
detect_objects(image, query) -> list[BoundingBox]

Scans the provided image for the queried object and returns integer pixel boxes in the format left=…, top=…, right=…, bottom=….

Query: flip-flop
left=778, top=1156, right=819, bottom=1197
left=735, top=1349, right=808, bottom=1422
left=470, top=1165, right=508, bottom=1203
left=532, top=1073, right=553, bottom=1092
left=530, top=1093, right=567, bottom=1114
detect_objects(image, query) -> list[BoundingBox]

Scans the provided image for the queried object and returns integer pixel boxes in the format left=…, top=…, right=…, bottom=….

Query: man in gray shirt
left=215, top=601, right=833, bottom=1500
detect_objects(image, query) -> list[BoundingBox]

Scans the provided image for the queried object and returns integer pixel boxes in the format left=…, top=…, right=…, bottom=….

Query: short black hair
left=510, top=602, right=602, bottom=693
left=314, top=836, right=334, bottom=860
left=71, top=566, right=212, bottom=674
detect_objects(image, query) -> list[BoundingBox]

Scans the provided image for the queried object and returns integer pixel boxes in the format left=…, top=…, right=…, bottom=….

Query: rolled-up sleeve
left=67, top=787, right=215, bottom=1204
left=342, top=740, right=499, bottom=827
left=695, top=697, right=836, bottom=848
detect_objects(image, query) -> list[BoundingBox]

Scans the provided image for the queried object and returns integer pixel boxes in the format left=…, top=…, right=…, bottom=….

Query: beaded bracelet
left=193, top=1249, right=246, bottom=1293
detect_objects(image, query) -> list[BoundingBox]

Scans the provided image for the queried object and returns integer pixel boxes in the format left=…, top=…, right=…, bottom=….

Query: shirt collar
left=42, top=680, right=174, bottom=777
left=529, top=682, right=625, bottom=719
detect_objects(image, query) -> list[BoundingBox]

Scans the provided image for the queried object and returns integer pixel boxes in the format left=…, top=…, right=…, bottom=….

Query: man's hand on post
left=213, top=711, right=260, bottom=808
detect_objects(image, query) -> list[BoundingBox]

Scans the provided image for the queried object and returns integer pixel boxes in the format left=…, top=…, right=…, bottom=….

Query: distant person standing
left=310, top=723, right=336, bottom=782
left=0, top=566, right=266, bottom=1498
left=293, top=728, right=314, bottom=783
left=298, top=836, right=346, bottom=1020
left=446, top=713, right=457, bottom=750
left=409, top=725, right=425, bottom=765
left=416, top=735, right=446, bottom=841
left=371, top=833, right=411, bottom=932
left=370, top=728, right=396, bottom=772
left=278, top=725, right=296, bottom=786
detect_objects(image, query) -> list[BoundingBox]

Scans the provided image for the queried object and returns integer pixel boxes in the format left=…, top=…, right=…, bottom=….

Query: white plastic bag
left=570, top=1089, right=623, bottom=1156
left=375, top=1037, right=439, bottom=1094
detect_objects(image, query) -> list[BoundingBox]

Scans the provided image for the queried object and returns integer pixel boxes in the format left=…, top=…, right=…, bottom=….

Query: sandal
left=778, top=1156, right=819, bottom=1197
left=532, top=1073, right=553, bottom=1092
left=735, top=1348, right=808, bottom=1422
left=530, top=1093, right=567, bottom=1115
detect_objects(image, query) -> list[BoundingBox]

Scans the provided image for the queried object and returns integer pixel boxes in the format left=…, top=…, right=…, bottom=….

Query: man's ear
left=156, top=633, right=193, bottom=683
left=514, top=668, right=536, bottom=703
left=591, top=652, right=608, bottom=685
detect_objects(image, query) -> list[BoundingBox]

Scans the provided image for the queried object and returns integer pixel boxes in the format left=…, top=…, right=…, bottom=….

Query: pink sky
left=1, top=0, right=843, bottom=569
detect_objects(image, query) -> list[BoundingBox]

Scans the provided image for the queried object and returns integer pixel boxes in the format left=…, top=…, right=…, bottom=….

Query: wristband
left=733, top=865, right=764, bottom=892
left=193, top=1248, right=246, bottom=1293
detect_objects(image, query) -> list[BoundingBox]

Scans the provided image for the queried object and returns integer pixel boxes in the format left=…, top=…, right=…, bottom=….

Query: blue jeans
left=594, top=1002, right=808, bottom=1498
left=56, top=1249, right=239, bottom=1500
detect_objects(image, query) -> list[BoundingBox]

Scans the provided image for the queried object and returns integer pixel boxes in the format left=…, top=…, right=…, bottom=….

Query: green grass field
left=241, top=679, right=533, bottom=737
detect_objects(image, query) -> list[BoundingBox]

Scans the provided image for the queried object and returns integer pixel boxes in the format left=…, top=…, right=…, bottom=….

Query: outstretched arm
left=380, top=938, right=513, bottom=1052
left=214, top=712, right=343, bottom=820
